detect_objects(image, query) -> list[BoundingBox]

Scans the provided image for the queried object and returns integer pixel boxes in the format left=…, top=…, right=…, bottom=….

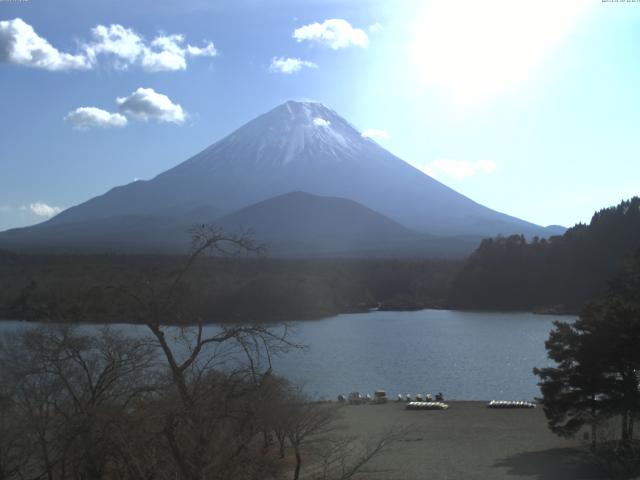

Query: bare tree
left=0, top=325, right=159, bottom=479
left=314, top=429, right=407, bottom=480
left=0, top=383, right=23, bottom=480
left=0, top=225, right=402, bottom=480
left=256, top=374, right=294, bottom=458
left=114, top=225, right=299, bottom=480
left=285, top=396, right=340, bottom=480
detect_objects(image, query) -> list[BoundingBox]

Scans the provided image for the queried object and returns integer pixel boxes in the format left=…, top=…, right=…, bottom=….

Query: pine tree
left=534, top=249, right=640, bottom=447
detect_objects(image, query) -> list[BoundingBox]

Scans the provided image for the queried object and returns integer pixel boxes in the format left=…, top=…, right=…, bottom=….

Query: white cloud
left=269, top=56, right=318, bottom=74
left=186, top=42, right=217, bottom=57
left=66, top=88, right=186, bottom=130
left=0, top=18, right=90, bottom=71
left=86, top=25, right=217, bottom=72
left=29, top=202, right=62, bottom=218
left=141, top=47, right=187, bottom=72
left=361, top=128, right=389, bottom=141
left=409, top=0, right=593, bottom=104
left=83, top=24, right=144, bottom=68
left=65, top=107, right=128, bottom=130
left=422, top=159, right=497, bottom=180
left=0, top=19, right=216, bottom=72
left=313, top=117, right=330, bottom=127
left=368, top=22, right=383, bottom=34
left=116, top=87, right=186, bottom=124
left=293, top=19, right=368, bottom=49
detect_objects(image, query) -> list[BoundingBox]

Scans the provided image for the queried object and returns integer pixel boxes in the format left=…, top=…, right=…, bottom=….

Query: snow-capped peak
left=188, top=100, right=370, bottom=168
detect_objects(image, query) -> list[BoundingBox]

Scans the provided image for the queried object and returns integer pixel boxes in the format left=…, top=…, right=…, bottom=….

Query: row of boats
left=396, top=393, right=445, bottom=403
left=338, top=391, right=445, bottom=405
left=406, top=401, right=449, bottom=410
left=338, top=390, right=390, bottom=404
left=486, top=400, right=536, bottom=409
left=406, top=400, right=536, bottom=411
left=338, top=392, right=536, bottom=410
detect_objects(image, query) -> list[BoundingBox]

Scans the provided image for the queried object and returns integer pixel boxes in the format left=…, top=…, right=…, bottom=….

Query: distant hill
left=216, top=191, right=481, bottom=258
left=450, top=197, right=640, bottom=312
left=0, top=100, right=562, bottom=257
left=0, top=205, right=220, bottom=254
left=0, top=192, right=481, bottom=258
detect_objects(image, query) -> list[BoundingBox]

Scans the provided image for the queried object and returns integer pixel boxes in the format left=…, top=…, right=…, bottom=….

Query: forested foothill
left=450, top=197, right=640, bottom=313
left=2, top=198, right=640, bottom=322
left=0, top=248, right=459, bottom=324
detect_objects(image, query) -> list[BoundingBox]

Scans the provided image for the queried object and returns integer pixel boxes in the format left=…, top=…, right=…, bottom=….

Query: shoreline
left=0, top=306, right=577, bottom=326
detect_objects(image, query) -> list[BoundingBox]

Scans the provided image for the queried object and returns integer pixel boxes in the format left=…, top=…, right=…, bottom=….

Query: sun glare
left=408, top=0, right=593, bottom=105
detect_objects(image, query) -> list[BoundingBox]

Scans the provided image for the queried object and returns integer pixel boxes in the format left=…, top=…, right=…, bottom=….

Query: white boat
left=405, top=401, right=449, bottom=410
left=486, top=400, right=536, bottom=409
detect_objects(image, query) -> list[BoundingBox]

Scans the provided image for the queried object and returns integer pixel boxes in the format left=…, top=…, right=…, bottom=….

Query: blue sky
left=1, top=0, right=639, bottom=231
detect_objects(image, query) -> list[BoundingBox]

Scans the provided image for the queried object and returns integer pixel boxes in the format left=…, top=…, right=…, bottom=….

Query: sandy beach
left=335, top=401, right=602, bottom=480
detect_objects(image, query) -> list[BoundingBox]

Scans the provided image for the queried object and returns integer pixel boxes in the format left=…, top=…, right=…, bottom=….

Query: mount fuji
left=0, top=101, right=563, bottom=256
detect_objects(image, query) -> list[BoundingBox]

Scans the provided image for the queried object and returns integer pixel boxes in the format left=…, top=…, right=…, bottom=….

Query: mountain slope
left=216, top=191, right=478, bottom=257
left=0, top=205, right=221, bottom=253
left=0, top=192, right=481, bottom=257
left=38, top=101, right=551, bottom=237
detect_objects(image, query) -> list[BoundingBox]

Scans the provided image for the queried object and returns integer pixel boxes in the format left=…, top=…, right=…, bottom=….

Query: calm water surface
left=0, top=309, right=573, bottom=401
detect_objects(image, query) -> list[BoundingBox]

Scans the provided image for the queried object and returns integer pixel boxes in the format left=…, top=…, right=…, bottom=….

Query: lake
left=0, top=309, right=572, bottom=401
